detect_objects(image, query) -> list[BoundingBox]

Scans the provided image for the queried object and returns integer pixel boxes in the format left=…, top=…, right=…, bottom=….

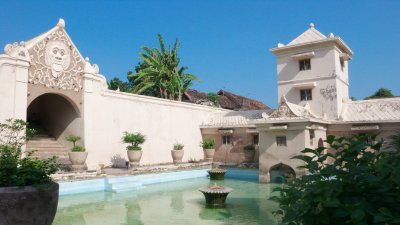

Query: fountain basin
left=199, top=185, right=232, bottom=207
left=207, top=169, right=226, bottom=180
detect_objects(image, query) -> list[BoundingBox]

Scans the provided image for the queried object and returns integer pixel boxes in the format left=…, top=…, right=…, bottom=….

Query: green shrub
left=271, top=134, right=400, bottom=224
left=122, top=132, right=145, bottom=151
left=244, top=144, right=255, bottom=151
left=206, top=92, right=219, bottom=106
left=386, top=130, right=400, bottom=152
left=0, top=119, right=59, bottom=187
left=72, top=146, right=85, bottom=152
left=173, top=143, right=184, bottom=150
left=200, top=138, right=215, bottom=149
left=65, top=134, right=85, bottom=152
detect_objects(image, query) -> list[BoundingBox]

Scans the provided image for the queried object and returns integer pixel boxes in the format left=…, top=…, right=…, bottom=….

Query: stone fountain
left=207, top=168, right=226, bottom=180
left=199, top=183, right=233, bottom=207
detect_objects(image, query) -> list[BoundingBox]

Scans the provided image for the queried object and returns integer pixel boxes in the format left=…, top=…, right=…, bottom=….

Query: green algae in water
left=53, top=178, right=280, bottom=225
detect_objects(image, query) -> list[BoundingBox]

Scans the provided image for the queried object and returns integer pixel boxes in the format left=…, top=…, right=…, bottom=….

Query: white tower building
left=270, top=23, right=353, bottom=120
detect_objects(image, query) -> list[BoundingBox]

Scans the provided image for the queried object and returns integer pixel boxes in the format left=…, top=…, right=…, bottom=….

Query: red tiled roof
left=183, top=89, right=269, bottom=111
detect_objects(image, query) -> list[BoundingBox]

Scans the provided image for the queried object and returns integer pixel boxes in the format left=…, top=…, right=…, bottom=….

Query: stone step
left=28, top=139, right=61, bottom=143
left=31, top=136, right=56, bottom=140
left=27, top=151, right=69, bottom=156
left=26, top=145, right=69, bottom=150
left=28, top=141, right=61, bottom=146
left=26, top=136, right=71, bottom=168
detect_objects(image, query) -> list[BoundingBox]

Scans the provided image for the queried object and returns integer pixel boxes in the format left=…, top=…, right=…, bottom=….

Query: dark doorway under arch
left=27, top=93, right=81, bottom=141
left=318, top=138, right=324, bottom=148
left=269, top=163, right=296, bottom=183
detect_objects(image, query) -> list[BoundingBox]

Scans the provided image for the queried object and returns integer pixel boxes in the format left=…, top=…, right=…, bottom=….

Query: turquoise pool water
left=54, top=177, right=280, bottom=225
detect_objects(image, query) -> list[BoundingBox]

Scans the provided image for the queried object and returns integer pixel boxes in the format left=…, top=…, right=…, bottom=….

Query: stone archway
left=269, top=163, right=296, bottom=183
left=27, top=93, right=83, bottom=145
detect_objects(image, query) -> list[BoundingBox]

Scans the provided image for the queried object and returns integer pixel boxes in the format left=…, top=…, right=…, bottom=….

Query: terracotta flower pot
left=127, top=150, right=142, bottom=167
left=0, top=182, right=59, bottom=225
left=204, top=148, right=215, bottom=162
left=171, top=150, right=184, bottom=164
left=68, top=151, right=88, bottom=171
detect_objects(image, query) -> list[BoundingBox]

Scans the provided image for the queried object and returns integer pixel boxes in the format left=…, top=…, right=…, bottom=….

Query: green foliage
left=244, top=144, right=255, bottom=151
left=65, top=134, right=85, bottom=152
left=365, top=88, right=394, bottom=100
left=0, top=118, right=35, bottom=148
left=386, top=131, right=400, bottom=152
left=65, top=135, right=80, bottom=146
left=122, top=132, right=145, bottom=151
left=107, top=77, right=133, bottom=92
left=272, top=134, right=400, bottom=225
left=173, top=143, right=184, bottom=150
left=129, top=34, right=200, bottom=101
left=200, top=138, right=215, bottom=149
left=206, top=92, right=219, bottom=106
left=71, top=146, right=85, bottom=152
left=0, top=119, right=59, bottom=187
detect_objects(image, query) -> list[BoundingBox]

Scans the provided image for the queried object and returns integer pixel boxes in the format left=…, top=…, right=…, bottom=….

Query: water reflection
left=199, top=207, right=233, bottom=220
left=54, top=178, right=279, bottom=225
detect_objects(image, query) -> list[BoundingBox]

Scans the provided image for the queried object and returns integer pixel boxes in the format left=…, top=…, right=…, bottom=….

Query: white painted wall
left=83, top=73, right=228, bottom=169
left=0, top=55, right=29, bottom=122
left=274, top=43, right=350, bottom=120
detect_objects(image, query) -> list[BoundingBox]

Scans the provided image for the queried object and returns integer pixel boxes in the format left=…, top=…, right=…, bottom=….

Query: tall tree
left=365, top=88, right=394, bottom=100
left=129, top=34, right=199, bottom=101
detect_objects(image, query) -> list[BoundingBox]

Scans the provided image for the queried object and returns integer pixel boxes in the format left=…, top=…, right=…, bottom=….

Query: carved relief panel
left=28, top=30, right=84, bottom=92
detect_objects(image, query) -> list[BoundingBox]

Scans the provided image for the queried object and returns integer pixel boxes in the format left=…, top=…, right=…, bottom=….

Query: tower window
left=309, top=130, right=315, bottom=145
left=276, top=136, right=287, bottom=146
left=299, top=59, right=311, bottom=71
left=340, top=59, right=345, bottom=72
left=253, top=134, right=259, bottom=145
left=222, top=135, right=232, bottom=145
left=300, top=89, right=312, bottom=101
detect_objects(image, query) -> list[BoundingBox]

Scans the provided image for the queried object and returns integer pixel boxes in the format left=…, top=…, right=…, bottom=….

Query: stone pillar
left=0, top=55, right=30, bottom=122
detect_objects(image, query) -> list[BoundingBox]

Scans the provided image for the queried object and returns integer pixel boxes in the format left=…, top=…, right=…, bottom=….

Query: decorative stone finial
left=280, top=95, right=287, bottom=103
left=309, top=23, right=314, bottom=28
left=57, top=18, right=65, bottom=28
left=85, top=57, right=90, bottom=62
left=328, top=33, right=334, bottom=38
left=277, top=43, right=285, bottom=47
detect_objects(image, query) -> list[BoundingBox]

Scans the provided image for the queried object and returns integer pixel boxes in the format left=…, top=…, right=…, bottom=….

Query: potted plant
left=171, top=143, right=184, bottom=164
left=0, top=119, right=59, bottom=225
left=243, top=144, right=256, bottom=163
left=66, top=135, right=87, bottom=171
left=200, top=138, right=215, bottom=162
left=122, top=132, right=145, bottom=167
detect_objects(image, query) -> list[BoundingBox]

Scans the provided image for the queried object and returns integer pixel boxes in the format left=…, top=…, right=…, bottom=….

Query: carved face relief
left=45, top=41, right=71, bottom=78
left=278, top=105, right=288, bottom=115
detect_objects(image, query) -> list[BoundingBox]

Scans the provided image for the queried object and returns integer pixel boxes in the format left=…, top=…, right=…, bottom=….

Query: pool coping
left=58, top=168, right=259, bottom=196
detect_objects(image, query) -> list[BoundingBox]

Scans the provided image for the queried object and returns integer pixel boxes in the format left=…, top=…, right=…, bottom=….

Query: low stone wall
left=83, top=74, right=229, bottom=170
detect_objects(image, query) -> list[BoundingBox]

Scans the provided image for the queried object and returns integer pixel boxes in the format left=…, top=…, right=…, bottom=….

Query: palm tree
left=129, top=34, right=199, bottom=101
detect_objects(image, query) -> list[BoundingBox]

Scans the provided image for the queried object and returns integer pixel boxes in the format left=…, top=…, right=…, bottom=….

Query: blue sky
left=1, top=0, right=399, bottom=108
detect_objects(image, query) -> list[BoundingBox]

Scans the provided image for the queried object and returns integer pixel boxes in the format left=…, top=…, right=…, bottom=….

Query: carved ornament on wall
left=28, top=30, right=84, bottom=92
left=320, top=85, right=337, bottom=101
left=269, top=103, right=297, bottom=118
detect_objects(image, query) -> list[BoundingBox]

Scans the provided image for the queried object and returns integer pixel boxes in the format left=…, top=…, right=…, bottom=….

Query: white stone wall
left=83, top=73, right=228, bottom=169
left=0, top=55, right=29, bottom=122
left=275, top=44, right=350, bottom=120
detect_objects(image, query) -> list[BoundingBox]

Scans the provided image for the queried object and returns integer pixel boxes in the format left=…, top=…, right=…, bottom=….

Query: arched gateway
left=27, top=93, right=82, bottom=143
left=16, top=19, right=89, bottom=166
left=269, top=163, right=296, bottom=183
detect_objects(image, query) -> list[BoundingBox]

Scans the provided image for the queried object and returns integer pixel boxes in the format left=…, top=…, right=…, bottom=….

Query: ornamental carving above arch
left=28, top=30, right=84, bottom=92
